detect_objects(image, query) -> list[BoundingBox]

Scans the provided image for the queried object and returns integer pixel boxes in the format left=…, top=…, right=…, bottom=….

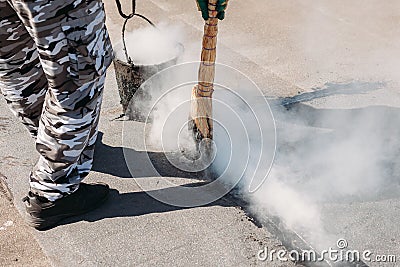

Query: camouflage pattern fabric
left=0, top=0, right=113, bottom=201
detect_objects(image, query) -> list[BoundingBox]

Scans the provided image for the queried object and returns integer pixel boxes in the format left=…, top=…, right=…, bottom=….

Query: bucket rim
left=113, top=42, right=184, bottom=67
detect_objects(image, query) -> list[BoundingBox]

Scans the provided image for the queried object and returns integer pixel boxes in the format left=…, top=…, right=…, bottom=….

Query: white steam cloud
left=249, top=103, right=400, bottom=250
left=114, top=22, right=183, bottom=65
left=119, top=20, right=400, bottom=257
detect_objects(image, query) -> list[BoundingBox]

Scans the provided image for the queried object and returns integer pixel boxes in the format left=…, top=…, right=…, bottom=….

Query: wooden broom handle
left=190, top=0, right=219, bottom=141
left=196, top=0, right=218, bottom=97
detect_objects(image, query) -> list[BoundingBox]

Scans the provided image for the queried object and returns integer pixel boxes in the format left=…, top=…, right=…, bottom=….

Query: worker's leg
left=0, top=0, right=47, bottom=138
left=76, top=94, right=103, bottom=179
left=7, top=0, right=113, bottom=201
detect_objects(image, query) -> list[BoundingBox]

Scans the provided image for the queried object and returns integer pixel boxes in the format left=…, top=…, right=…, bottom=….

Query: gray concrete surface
left=123, top=1, right=400, bottom=266
left=0, top=191, right=50, bottom=266
left=1, top=0, right=399, bottom=266
left=0, top=1, right=298, bottom=265
left=0, top=70, right=294, bottom=266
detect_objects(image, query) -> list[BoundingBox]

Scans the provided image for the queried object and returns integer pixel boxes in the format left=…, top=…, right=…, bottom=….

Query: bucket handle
left=115, top=0, right=156, bottom=64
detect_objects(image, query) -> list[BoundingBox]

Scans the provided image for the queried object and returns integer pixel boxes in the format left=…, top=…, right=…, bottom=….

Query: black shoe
left=22, top=182, right=109, bottom=230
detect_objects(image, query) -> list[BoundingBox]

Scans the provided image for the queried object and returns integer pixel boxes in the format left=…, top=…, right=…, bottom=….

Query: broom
left=189, top=0, right=219, bottom=147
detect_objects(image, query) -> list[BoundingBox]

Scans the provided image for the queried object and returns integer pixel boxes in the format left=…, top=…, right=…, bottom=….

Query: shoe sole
left=26, top=193, right=109, bottom=231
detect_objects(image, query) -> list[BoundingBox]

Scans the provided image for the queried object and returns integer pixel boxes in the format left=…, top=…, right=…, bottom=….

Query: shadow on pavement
left=58, top=182, right=234, bottom=228
left=53, top=132, right=232, bottom=228
left=272, top=102, right=400, bottom=204
left=279, top=81, right=385, bottom=107
left=92, top=132, right=209, bottom=180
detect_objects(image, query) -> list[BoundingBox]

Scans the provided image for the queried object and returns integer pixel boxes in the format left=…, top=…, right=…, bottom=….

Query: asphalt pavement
left=1, top=0, right=399, bottom=266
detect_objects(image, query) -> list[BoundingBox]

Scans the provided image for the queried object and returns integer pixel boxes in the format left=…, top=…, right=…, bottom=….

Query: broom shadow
left=92, top=131, right=210, bottom=180
left=272, top=102, right=400, bottom=204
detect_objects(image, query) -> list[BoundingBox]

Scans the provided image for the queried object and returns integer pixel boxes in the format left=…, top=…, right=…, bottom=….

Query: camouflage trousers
left=0, top=0, right=113, bottom=201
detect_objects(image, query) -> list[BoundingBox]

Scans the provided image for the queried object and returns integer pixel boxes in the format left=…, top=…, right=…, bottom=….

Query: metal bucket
left=113, top=14, right=183, bottom=119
